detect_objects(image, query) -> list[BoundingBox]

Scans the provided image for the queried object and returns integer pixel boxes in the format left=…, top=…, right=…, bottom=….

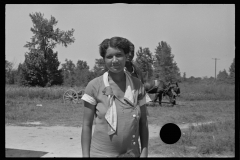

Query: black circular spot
left=160, top=123, right=181, bottom=144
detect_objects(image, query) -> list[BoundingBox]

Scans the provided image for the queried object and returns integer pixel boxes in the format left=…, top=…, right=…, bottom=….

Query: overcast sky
left=6, top=4, right=235, bottom=78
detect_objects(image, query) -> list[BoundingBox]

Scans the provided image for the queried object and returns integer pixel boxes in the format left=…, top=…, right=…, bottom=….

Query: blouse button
left=132, top=135, right=135, bottom=138
left=133, top=142, right=136, bottom=145
left=133, top=114, right=136, bottom=118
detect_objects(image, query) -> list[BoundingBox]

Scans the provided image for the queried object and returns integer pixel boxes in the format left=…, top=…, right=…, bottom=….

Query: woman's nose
left=112, top=56, right=118, bottom=62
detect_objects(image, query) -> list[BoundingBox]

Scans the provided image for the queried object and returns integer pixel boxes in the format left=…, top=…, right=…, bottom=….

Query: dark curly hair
left=99, top=37, right=130, bottom=58
left=128, top=40, right=135, bottom=58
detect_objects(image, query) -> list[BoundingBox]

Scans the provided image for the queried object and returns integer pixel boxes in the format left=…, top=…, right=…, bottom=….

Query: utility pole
left=212, top=58, right=220, bottom=80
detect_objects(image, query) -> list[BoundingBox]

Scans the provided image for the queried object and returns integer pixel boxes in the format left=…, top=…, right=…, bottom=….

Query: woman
left=81, top=37, right=149, bottom=157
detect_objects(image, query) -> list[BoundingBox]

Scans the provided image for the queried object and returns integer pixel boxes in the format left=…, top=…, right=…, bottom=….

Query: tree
left=61, top=59, right=76, bottom=86
left=5, top=60, right=12, bottom=73
left=15, top=63, right=26, bottom=85
left=92, top=58, right=106, bottom=77
left=228, top=58, right=235, bottom=84
left=153, top=41, right=181, bottom=82
left=217, top=69, right=229, bottom=83
left=187, top=76, right=201, bottom=83
left=5, top=60, right=19, bottom=84
left=5, top=60, right=13, bottom=84
left=182, top=72, right=186, bottom=82
left=76, top=60, right=89, bottom=71
left=134, top=47, right=154, bottom=81
left=74, top=60, right=90, bottom=87
left=21, top=12, right=75, bottom=87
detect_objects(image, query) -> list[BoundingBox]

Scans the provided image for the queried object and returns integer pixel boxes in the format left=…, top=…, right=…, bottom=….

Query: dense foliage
left=134, top=42, right=181, bottom=83
left=19, top=12, right=75, bottom=87
left=228, top=58, right=235, bottom=84
left=153, top=41, right=181, bottom=82
left=61, top=59, right=96, bottom=87
left=5, top=60, right=14, bottom=84
left=134, top=47, right=154, bottom=82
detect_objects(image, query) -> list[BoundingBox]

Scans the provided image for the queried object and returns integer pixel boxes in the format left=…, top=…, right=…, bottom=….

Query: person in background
left=81, top=36, right=149, bottom=157
left=124, top=40, right=145, bottom=83
left=124, top=40, right=152, bottom=109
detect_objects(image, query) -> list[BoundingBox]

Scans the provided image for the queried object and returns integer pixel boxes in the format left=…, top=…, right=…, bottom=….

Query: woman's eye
left=116, top=54, right=123, bottom=57
left=106, top=55, right=113, bottom=59
left=105, top=53, right=123, bottom=59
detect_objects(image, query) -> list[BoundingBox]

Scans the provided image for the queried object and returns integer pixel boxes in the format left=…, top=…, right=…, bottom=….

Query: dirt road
left=5, top=121, right=214, bottom=157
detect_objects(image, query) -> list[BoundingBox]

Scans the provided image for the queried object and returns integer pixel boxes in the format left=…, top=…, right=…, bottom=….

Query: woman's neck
left=108, top=71, right=125, bottom=83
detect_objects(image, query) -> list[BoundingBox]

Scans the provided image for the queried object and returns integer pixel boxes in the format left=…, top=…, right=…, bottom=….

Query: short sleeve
left=81, top=78, right=98, bottom=105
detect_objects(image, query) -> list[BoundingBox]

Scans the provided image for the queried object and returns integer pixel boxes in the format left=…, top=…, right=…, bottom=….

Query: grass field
left=149, top=119, right=235, bottom=157
left=5, top=82, right=235, bottom=157
left=5, top=84, right=84, bottom=100
left=5, top=82, right=235, bottom=101
left=178, top=82, right=235, bottom=101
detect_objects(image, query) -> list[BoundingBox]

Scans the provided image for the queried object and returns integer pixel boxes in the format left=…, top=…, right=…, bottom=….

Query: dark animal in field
left=170, top=82, right=180, bottom=97
left=144, top=80, right=180, bottom=106
left=162, top=82, right=180, bottom=104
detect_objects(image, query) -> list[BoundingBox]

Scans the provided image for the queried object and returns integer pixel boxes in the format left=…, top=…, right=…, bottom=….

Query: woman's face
left=104, top=47, right=126, bottom=73
left=126, top=51, right=134, bottom=62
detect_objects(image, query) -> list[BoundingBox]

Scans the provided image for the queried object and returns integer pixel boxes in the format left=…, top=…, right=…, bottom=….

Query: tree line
left=180, top=57, right=235, bottom=85
left=5, top=12, right=235, bottom=87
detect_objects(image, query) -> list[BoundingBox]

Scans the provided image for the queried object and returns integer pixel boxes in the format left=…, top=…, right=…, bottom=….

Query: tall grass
left=5, top=85, right=84, bottom=100
left=181, top=120, right=235, bottom=156
left=149, top=120, right=235, bottom=157
left=5, top=81, right=235, bottom=101
left=178, top=82, right=235, bottom=101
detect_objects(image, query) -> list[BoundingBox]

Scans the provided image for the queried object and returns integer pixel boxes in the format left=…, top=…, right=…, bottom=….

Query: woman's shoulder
left=86, top=75, right=104, bottom=87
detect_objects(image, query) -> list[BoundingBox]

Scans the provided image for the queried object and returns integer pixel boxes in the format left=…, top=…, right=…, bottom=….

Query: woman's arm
left=81, top=101, right=95, bottom=157
left=139, top=104, right=149, bottom=157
